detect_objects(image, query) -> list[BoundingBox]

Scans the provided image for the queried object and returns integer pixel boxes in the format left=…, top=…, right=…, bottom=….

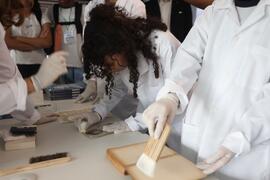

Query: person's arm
left=15, top=23, right=52, bottom=49
left=93, top=76, right=128, bottom=119
left=143, top=5, right=214, bottom=138
left=156, top=5, right=213, bottom=112
left=4, top=27, right=35, bottom=51
left=183, top=0, right=213, bottom=9
left=0, top=75, right=28, bottom=115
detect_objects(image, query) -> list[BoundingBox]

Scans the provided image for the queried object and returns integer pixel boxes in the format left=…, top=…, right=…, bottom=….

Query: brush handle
left=144, top=124, right=171, bottom=161
left=0, top=157, right=71, bottom=176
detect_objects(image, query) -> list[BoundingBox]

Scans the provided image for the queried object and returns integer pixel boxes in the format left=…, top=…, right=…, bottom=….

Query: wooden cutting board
left=107, top=142, right=206, bottom=180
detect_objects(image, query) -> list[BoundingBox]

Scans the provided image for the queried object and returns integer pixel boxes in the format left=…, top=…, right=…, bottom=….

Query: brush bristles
left=136, top=153, right=156, bottom=177
left=10, top=126, right=37, bottom=137
left=29, top=152, right=68, bottom=164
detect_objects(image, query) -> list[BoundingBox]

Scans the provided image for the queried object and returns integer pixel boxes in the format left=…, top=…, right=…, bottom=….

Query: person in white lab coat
left=75, top=0, right=146, bottom=104
left=0, top=0, right=68, bottom=120
left=143, top=0, right=270, bottom=179
left=69, top=4, right=180, bottom=135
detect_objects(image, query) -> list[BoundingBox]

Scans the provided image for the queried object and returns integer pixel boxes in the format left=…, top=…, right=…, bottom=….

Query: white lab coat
left=0, top=23, right=27, bottom=115
left=157, top=0, right=270, bottom=179
left=0, top=23, right=41, bottom=123
left=94, top=30, right=180, bottom=131
left=84, top=0, right=146, bottom=23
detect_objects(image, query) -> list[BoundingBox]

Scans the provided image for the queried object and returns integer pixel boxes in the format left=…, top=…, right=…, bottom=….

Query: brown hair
left=0, top=0, right=24, bottom=28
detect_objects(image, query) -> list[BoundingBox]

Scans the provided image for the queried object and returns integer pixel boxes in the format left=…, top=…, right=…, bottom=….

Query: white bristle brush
left=136, top=123, right=171, bottom=177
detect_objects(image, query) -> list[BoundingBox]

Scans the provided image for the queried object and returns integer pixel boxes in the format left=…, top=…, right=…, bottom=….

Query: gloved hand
left=31, top=51, right=68, bottom=90
left=102, top=121, right=131, bottom=134
left=69, top=111, right=101, bottom=133
left=75, top=79, right=97, bottom=103
left=143, top=93, right=179, bottom=139
left=196, top=146, right=235, bottom=175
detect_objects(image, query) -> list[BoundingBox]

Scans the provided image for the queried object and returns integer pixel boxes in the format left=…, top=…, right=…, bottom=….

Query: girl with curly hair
left=76, top=0, right=146, bottom=104
left=70, top=4, right=180, bottom=135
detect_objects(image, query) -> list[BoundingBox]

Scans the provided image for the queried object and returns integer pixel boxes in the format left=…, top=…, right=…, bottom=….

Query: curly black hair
left=83, top=4, right=167, bottom=98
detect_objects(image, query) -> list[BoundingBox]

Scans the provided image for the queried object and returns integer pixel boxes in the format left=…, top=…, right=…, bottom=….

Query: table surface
left=0, top=99, right=218, bottom=180
left=0, top=118, right=148, bottom=180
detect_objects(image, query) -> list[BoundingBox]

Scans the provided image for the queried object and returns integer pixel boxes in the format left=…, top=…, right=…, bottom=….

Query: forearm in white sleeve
left=93, top=76, right=128, bottom=119
left=0, top=76, right=27, bottom=115
left=223, top=83, right=270, bottom=156
left=156, top=6, right=213, bottom=113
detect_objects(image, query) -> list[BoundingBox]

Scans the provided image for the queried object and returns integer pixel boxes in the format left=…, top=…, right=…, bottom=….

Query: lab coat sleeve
left=11, top=97, right=41, bottom=125
left=222, top=83, right=270, bottom=155
left=155, top=31, right=181, bottom=80
left=0, top=75, right=28, bottom=115
left=156, top=6, right=213, bottom=113
left=93, top=75, right=128, bottom=119
left=115, top=0, right=147, bottom=18
left=0, top=23, right=28, bottom=115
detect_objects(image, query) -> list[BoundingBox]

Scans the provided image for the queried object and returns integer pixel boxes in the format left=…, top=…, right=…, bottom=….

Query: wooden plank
left=107, top=133, right=206, bottom=180
left=107, top=142, right=176, bottom=175
left=128, top=155, right=206, bottom=180
left=4, top=136, right=36, bottom=151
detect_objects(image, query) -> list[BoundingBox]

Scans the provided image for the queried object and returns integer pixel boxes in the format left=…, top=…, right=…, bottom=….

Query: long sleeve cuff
left=156, top=79, right=188, bottom=114
left=222, top=131, right=251, bottom=156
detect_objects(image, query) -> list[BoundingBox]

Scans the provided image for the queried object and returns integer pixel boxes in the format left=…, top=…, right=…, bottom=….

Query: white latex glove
left=75, top=79, right=97, bottom=103
left=69, top=111, right=101, bottom=133
left=31, top=51, right=68, bottom=90
left=196, top=146, right=235, bottom=175
left=102, top=121, right=131, bottom=134
left=143, top=93, right=179, bottom=139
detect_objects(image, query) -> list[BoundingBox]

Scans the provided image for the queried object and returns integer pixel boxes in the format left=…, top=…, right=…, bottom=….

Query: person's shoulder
left=150, top=30, right=180, bottom=48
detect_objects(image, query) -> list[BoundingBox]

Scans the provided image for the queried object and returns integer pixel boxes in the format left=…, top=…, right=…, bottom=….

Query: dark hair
left=32, top=0, right=42, bottom=25
left=83, top=4, right=167, bottom=98
left=0, top=0, right=24, bottom=28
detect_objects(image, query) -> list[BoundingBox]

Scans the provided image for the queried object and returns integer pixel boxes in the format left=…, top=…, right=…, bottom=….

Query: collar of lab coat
left=214, top=0, right=270, bottom=32
left=215, top=0, right=270, bottom=10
